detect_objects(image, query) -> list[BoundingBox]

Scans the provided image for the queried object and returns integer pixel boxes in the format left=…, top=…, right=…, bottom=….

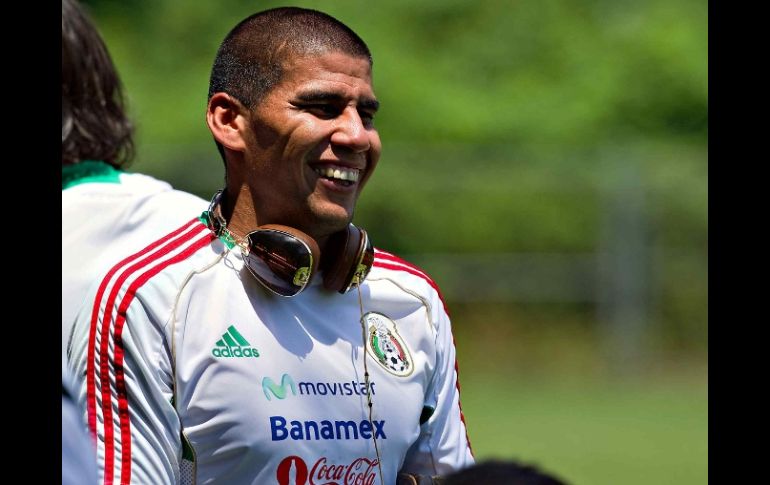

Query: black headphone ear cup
left=323, top=224, right=372, bottom=293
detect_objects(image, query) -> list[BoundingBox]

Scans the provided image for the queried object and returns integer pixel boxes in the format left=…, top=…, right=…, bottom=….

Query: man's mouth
left=313, top=165, right=360, bottom=187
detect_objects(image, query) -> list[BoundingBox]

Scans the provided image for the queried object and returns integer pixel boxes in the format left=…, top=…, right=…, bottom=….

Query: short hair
left=208, top=7, right=373, bottom=161
left=443, top=459, right=570, bottom=485
left=61, top=0, right=134, bottom=167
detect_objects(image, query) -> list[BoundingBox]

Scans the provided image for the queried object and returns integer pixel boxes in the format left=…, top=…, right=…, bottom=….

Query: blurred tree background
left=78, top=1, right=707, bottom=483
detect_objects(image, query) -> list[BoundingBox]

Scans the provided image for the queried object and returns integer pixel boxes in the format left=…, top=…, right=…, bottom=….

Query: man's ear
left=206, top=93, right=249, bottom=152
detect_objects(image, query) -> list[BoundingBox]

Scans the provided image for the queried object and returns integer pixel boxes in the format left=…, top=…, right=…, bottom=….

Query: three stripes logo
left=211, top=325, right=260, bottom=358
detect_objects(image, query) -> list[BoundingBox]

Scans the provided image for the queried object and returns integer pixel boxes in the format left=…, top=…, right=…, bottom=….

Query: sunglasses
left=243, top=225, right=321, bottom=297
left=207, top=190, right=372, bottom=297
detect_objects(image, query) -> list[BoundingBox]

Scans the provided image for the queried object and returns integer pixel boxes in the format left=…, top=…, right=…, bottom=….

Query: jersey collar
left=61, top=160, right=122, bottom=190
left=199, top=210, right=236, bottom=250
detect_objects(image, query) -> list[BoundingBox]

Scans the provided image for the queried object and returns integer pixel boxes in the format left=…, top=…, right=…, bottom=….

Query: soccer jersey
left=68, top=213, right=474, bottom=485
left=62, top=161, right=208, bottom=356
left=63, top=358, right=99, bottom=485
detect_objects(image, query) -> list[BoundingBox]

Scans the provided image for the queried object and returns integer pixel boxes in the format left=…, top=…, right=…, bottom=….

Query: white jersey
left=62, top=161, right=208, bottom=356
left=63, top=358, right=99, bottom=485
left=68, top=212, right=474, bottom=485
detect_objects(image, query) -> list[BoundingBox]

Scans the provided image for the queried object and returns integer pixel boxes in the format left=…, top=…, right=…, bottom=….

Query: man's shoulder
left=142, top=187, right=209, bottom=212
left=116, top=170, right=176, bottom=193
left=63, top=170, right=208, bottom=216
left=72, top=219, right=223, bottom=338
left=119, top=173, right=209, bottom=214
left=370, top=248, right=436, bottom=283
left=62, top=168, right=170, bottom=194
left=96, top=218, right=219, bottom=300
left=132, top=216, right=218, bottom=272
left=368, top=248, right=449, bottom=309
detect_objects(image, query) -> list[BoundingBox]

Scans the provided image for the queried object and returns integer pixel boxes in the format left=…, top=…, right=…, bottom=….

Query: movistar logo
left=261, top=374, right=375, bottom=400
left=263, top=374, right=297, bottom=400
left=212, top=325, right=260, bottom=358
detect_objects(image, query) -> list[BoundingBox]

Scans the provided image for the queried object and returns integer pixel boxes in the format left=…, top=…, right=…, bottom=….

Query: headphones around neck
left=208, top=190, right=374, bottom=297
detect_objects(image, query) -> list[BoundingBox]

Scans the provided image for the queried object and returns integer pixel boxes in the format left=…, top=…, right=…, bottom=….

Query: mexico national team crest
left=363, top=312, right=413, bottom=377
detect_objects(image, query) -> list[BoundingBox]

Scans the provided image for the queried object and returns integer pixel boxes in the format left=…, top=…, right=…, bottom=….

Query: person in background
left=62, top=1, right=207, bottom=481
left=62, top=357, right=98, bottom=485
left=61, top=0, right=207, bottom=357
left=441, top=459, right=570, bottom=485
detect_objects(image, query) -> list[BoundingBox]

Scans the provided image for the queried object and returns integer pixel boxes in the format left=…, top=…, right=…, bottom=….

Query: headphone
left=207, top=190, right=374, bottom=297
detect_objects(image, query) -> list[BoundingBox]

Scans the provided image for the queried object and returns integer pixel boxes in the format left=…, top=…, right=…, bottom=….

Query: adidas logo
left=212, top=325, right=260, bottom=358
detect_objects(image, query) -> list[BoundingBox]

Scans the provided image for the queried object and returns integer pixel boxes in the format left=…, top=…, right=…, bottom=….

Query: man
left=61, top=0, right=207, bottom=356
left=69, top=7, right=473, bottom=484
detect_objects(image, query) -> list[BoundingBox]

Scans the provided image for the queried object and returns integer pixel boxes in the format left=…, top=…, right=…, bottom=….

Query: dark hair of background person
left=207, top=6, right=373, bottom=163
left=443, top=459, right=570, bottom=485
left=61, top=0, right=134, bottom=167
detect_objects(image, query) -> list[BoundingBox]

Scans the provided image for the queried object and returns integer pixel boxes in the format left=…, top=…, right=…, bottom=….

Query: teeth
left=314, top=166, right=360, bottom=183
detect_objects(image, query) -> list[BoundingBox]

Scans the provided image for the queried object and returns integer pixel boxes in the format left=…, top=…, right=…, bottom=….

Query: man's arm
left=400, top=296, right=474, bottom=476
left=68, top=274, right=181, bottom=485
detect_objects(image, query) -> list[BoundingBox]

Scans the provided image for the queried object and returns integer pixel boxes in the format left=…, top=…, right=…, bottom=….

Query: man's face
left=242, top=51, right=381, bottom=241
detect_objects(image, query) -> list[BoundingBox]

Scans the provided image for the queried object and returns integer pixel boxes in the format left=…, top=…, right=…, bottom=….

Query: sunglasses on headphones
left=207, top=190, right=373, bottom=297
left=242, top=225, right=320, bottom=297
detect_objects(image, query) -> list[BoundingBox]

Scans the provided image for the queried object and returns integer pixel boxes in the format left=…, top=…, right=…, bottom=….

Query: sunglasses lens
left=244, top=229, right=314, bottom=297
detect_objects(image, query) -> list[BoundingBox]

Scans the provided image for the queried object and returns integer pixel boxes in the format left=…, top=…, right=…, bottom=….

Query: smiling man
left=69, top=7, right=473, bottom=485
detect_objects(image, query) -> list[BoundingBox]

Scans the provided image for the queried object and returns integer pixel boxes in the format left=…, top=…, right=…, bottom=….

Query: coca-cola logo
left=276, top=455, right=380, bottom=485
left=276, top=456, right=309, bottom=485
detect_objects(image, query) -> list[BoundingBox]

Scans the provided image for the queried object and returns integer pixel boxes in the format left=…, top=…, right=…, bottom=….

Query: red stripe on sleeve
left=86, top=219, right=206, bottom=485
left=98, top=224, right=205, bottom=485
left=87, top=219, right=200, bottom=437
left=373, top=249, right=432, bottom=280
left=112, top=234, right=214, bottom=485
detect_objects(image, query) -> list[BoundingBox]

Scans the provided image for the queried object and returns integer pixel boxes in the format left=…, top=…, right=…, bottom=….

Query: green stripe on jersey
left=222, top=333, right=238, bottom=347
left=62, top=160, right=122, bottom=189
left=228, top=325, right=250, bottom=346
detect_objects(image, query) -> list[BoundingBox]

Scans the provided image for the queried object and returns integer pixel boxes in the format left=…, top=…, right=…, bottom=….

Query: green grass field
left=459, top=375, right=707, bottom=485
left=449, top=305, right=707, bottom=485
left=450, top=329, right=708, bottom=485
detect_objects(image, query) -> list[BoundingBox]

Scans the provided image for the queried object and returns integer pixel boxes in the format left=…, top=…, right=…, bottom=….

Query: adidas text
left=212, top=347, right=259, bottom=358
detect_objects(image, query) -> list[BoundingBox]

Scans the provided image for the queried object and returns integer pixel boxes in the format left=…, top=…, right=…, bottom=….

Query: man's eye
left=359, top=110, right=376, bottom=124
left=305, top=104, right=340, bottom=118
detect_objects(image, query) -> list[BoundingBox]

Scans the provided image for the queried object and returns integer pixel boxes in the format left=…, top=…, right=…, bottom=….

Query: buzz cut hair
left=208, top=7, right=372, bottom=110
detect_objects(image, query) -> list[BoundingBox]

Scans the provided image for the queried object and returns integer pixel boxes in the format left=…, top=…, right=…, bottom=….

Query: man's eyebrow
left=294, top=90, right=380, bottom=112
left=358, top=98, right=380, bottom=112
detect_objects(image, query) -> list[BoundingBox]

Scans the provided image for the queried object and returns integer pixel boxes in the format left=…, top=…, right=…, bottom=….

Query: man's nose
left=330, top=107, right=371, bottom=152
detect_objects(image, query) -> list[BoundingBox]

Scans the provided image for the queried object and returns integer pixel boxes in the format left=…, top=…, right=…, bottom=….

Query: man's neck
left=221, top=185, right=333, bottom=250
left=219, top=186, right=257, bottom=242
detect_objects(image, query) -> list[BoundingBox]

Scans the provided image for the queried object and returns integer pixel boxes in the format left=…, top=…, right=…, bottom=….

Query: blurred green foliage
left=80, top=2, right=706, bottom=338
left=76, top=1, right=707, bottom=481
